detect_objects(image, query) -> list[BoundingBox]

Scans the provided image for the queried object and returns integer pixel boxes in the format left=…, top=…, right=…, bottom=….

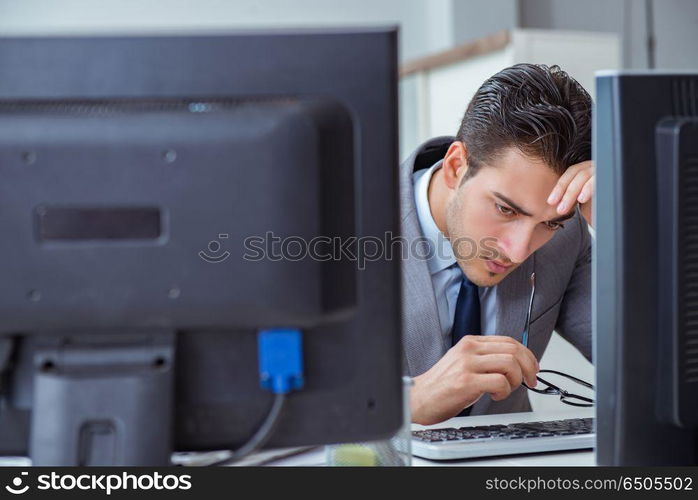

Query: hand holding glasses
left=521, top=272, right=595, bottom=407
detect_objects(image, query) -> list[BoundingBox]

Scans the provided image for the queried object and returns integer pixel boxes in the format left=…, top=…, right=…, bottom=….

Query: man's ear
left=442, top=141, right=469, bottom=190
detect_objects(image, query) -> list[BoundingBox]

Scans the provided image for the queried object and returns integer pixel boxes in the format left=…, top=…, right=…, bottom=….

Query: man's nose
left=500, top=224, right=535, bottom=264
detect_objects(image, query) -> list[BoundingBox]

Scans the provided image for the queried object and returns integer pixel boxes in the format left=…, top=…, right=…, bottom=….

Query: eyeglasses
left=525, top=369, right=595, bottom=407
left=521, top=272, right=595, bottom=407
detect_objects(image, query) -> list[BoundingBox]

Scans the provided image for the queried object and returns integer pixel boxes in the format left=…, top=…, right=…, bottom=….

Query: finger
left=472, top=353, right=524, bottom=390
left=556, top=169, right=593, bottom=214
left=510, top=344, right=539, bottom=386
left=472, top=340, right=522, bottom=356
left=518, top=348, right=539, bottom=387
left=466, top=334, right=520, bottom=343
left=471, top=341, right=539, bottom=387
left=580, top=199, right=593, bottom=227
left=577, top=177, right=594, bottom=204
left=547, top=161, right=592, bottom=205
left=547, top=163, right=585, bottom=204
left=474, top=373, right=512, bottom=401
left=466, top=335, right=540, bottom=372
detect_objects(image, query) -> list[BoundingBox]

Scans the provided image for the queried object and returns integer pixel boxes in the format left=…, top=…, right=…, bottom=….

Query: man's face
left=445, top=146, right=574, bottom=287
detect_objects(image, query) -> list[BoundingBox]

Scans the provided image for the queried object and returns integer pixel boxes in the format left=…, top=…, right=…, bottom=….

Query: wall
left=451, top=0, right=518, bottom=44
left=653, top=0, right=698, bottom=69
left=519, top=0, right=698, bottom=69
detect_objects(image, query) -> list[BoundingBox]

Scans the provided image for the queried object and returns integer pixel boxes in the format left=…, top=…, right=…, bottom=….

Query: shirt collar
left=413, top=160, right=457, bottom=275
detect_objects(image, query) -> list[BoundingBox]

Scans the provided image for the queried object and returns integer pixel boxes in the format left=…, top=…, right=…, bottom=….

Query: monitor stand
left=29, top=331, right=175, bottom=466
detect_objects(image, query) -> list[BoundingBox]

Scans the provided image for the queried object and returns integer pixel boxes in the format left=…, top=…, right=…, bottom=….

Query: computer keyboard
left=412, top=417, right=594, bottom=460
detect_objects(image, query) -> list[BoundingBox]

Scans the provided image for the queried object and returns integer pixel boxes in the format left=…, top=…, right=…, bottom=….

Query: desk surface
left=270, top=408, right=596, bottom=466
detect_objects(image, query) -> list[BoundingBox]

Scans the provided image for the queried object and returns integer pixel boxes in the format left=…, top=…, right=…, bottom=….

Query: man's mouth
left=484, top=259, right=512, bottom=274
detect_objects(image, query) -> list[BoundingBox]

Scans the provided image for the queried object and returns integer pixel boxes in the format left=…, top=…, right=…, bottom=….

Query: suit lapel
left=495, top=254, right=536, bottom=344
left=400, top=138, right=453, bottom=376
left=401, top=232, right=446, bottom=376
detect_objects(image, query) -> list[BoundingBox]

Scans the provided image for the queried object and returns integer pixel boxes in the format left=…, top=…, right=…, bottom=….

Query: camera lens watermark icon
left=5, top=472, right=29, bottom=495
left=199, top=233, right=231, bottom=263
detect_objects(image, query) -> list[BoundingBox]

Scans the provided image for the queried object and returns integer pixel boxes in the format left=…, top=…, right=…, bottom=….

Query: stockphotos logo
left=3, top=471, right=192, bottom=496
left=5, top=472, right=29, bottom=495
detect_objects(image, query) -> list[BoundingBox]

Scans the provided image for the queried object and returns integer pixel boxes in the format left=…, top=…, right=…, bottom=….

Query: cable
left=206, top=393, right=287, bottom=466
left=207, top=328, right=303, bottom=466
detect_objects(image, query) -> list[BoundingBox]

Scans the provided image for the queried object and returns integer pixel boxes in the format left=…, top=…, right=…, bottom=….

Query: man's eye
left=496, top=203, right=516, bottom=217
left=544, top=221, right=565, bottom=231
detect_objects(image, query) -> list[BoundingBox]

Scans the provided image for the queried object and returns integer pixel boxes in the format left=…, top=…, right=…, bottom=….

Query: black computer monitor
left=595, top=71, right=698, bottom=465
left=0, top=30, right=403, bottom=465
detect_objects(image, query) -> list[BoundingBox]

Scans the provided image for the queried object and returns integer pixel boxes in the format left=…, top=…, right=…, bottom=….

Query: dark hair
left=457, top=63, right=591, bottom=179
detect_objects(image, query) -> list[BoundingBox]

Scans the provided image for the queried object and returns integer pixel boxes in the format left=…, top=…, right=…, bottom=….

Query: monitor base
left=29, top=331, right=175, bottom=466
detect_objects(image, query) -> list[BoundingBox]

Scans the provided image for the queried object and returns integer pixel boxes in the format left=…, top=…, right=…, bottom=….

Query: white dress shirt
left=413, top=160, right=498, bottom=345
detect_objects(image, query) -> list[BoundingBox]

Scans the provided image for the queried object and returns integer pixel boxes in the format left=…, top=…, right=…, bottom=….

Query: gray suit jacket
left=401, top=137, right=592, bottom=415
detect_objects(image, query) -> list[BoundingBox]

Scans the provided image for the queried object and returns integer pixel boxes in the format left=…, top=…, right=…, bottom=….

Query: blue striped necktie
left=451, top=273, right=481, bottom=346
left=450, top=272, right=481, bottom=417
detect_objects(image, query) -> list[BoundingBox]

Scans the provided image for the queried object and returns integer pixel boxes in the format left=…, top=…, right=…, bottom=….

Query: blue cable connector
left=258, top=328, right=304, bottom=394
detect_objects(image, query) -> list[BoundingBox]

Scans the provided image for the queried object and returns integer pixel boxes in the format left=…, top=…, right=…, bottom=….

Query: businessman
left=402, top=63, right=593, bottom=425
